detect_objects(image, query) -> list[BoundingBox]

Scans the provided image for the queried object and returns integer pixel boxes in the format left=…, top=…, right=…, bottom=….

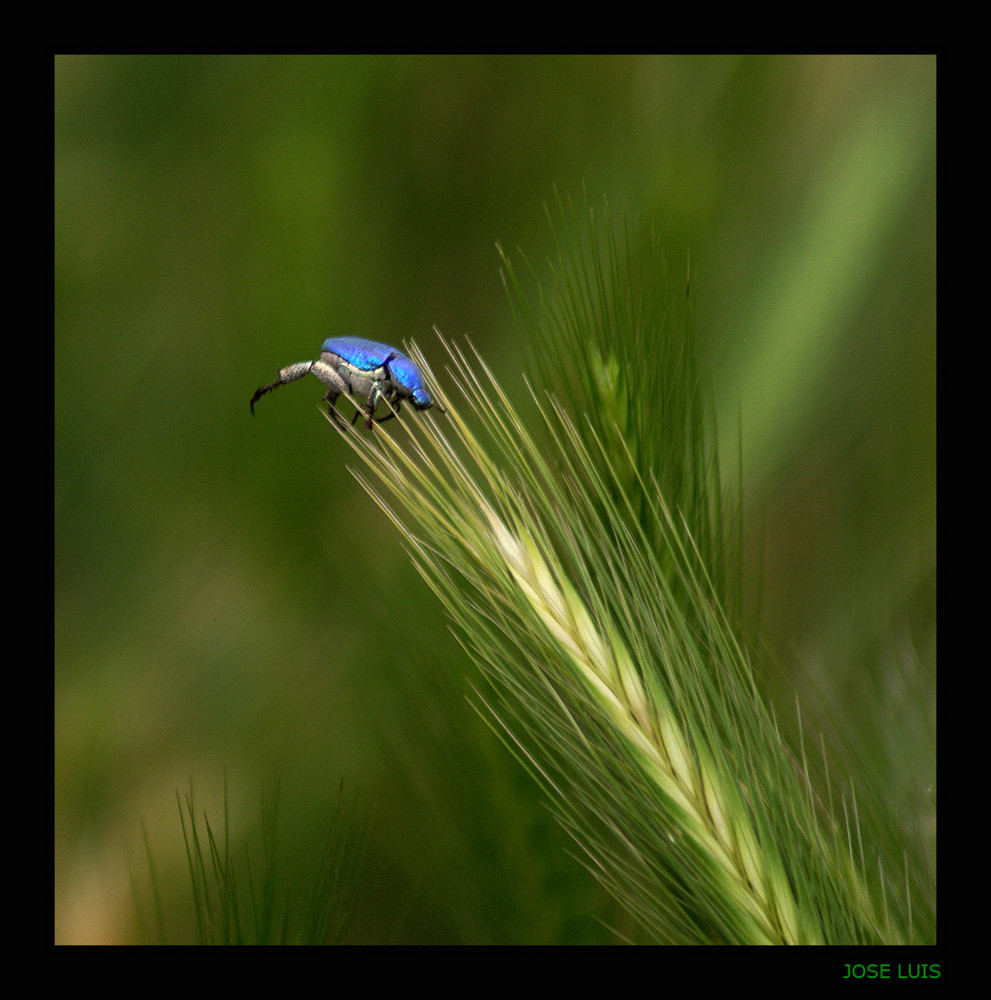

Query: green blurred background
left=54, top=55, right=935, bottom=944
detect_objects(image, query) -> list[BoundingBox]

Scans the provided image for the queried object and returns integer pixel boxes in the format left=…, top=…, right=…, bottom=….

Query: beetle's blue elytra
left=250, top=337, right=443, bottom=428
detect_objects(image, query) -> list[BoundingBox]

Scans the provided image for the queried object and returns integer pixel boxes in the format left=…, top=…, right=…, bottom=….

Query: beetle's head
left=411, top=387, right=434, bottom=410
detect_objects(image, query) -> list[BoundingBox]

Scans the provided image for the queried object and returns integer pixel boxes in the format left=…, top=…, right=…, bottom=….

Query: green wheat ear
left=339, top=200, right=931, bottom=945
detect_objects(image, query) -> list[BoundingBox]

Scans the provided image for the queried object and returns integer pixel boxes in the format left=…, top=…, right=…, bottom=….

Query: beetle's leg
left=373, top=400, right=400, bottom=424
left=366, top=393, right=404, bottom=427
left=354, top=384, right=376, bottom=427
left=363, top=396, right=378, bottom=429
left=361, top=377, right=387, bottom=429
left=308, top=361, right=349, bottom=427
left=251, top=359, right=349, bottom=419
left=308, top=360, right=348, bottom=397
left=250, top=361, right=317, bottom=414
left=323, top=390, right=350, bottom=427
left=363, top=354, right=401, bottom=427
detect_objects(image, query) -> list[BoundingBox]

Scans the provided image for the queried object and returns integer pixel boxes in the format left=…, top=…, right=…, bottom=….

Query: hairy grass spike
left=330, top=196, right=929, bottom=945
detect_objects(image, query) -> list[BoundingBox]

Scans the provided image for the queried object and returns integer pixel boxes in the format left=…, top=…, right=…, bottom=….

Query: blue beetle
left=251, top=336, right=443, bottom=428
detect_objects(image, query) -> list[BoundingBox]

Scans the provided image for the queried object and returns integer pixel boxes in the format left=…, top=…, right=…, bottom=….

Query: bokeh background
left=55, top=55, right=935, bottom=944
